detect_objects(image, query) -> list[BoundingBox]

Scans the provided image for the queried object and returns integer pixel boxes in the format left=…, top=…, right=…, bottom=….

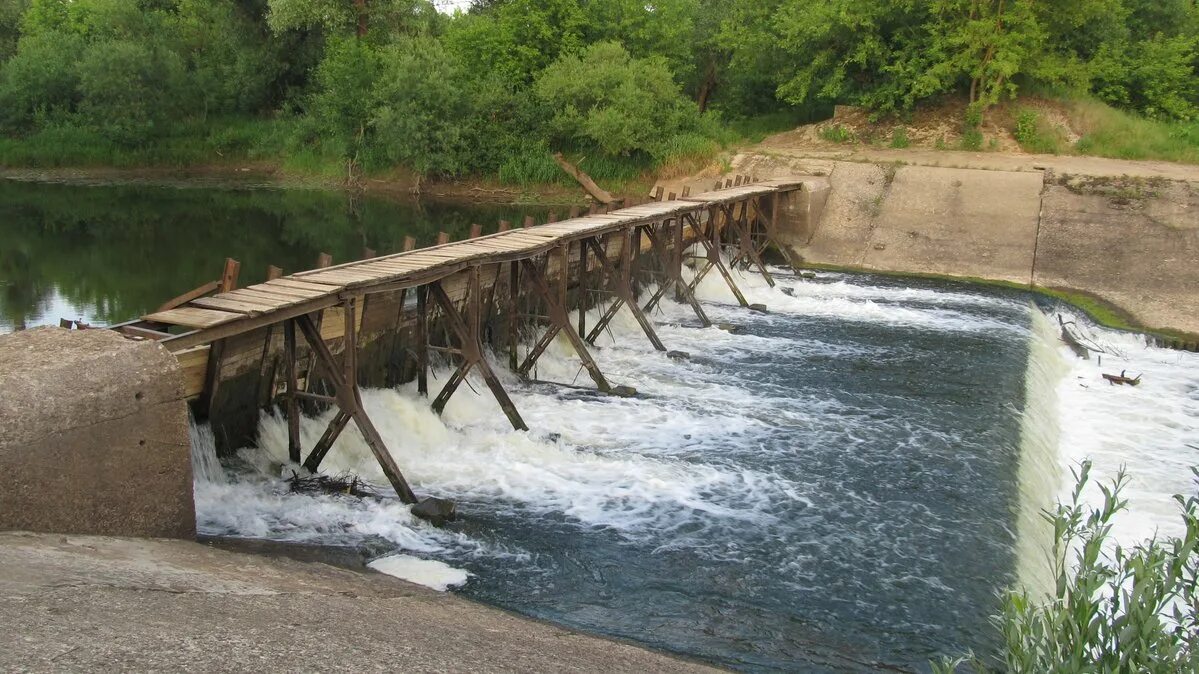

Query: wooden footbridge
left=109, top=177, right=808, bottom=516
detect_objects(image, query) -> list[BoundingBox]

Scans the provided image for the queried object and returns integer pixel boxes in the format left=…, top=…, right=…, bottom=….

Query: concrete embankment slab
left=1036, top=179, right=1199, bottom=335
left=0, top=532, right=719, bottom=672
left=0, top=328, right=195, bottom=538
left=864, top=166, right=1043, bottom=285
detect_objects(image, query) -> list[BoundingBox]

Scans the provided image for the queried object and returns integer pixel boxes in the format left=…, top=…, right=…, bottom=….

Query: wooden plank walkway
left=146, top=181, right=804, bottom=354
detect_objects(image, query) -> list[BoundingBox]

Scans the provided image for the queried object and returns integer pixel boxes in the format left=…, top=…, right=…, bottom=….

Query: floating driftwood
left=1102, top=370, right=1142, bottom=386
left=287, top=471, right=382, bottom=499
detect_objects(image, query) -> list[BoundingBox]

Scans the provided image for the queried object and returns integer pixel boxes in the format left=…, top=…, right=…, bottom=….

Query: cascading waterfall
left=1013, top=308, right=1071, bottom=596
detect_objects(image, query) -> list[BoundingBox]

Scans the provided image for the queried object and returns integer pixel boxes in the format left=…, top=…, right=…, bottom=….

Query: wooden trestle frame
left=117, top=178, right=807, bottom=513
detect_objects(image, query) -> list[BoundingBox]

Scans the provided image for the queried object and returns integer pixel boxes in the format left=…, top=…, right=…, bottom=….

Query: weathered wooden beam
left=156, top=280, right=220, bottom=313
left=429, top=282, right=527, bottom=431
left=683, top=212, right=749, bottom=307
left=295, top=310, right=419, bottom=504
left=725, top=202, right=775, bottom=287
left=402, top=236, right=416, bottom=252
left=643, top=224, right=710, bottom=327
left=219, top=258, right=241, bottom=293
left=416, top=285, right=429, bottom=396
left=552, top=153, right=615, bottom=204
left=517, top=255, right=611, bottom=392
left=283, top=319, right=301, bottom=464
left=583, top=233, right=666, bottom=352
left=316, top=253, right=333, bottom=269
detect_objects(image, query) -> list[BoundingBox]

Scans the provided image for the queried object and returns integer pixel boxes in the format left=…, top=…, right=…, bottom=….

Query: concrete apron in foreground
left=0, top=531, right=717, bottom=673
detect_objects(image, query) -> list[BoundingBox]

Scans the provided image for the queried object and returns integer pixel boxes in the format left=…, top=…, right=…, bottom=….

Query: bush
left=890, top=127, right=910, bottom=148
left=368, top=37, right=476, bottom=177
left=534, top=41, right=713, bottom=160
left=75, top=39, right=187, bottom=145
left=819, top=124, right=854, bottom=143
left=960, top=128, right=984, bottom=151
left=1013, top=108, right=1063, bottom=154
left=0, top=30, right=83, bottom=130
left=937, top=461, right=1199, bottom=673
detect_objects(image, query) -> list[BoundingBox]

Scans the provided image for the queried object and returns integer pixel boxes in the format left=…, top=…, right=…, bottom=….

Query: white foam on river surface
left=190, top=265, right=1199, bottom=670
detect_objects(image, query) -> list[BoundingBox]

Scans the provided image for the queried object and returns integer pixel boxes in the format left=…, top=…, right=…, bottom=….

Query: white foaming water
left=369, top=554, right=471, bottom=591
left=1014, top=309, right=1073, bottom=594
left=687, top=261, right=1025, bottom=336
left=1051, top=312, right=1199, bottom=544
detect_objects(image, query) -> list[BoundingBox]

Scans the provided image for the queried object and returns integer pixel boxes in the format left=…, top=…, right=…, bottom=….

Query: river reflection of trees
left=0, top=181, right=541, bottom=329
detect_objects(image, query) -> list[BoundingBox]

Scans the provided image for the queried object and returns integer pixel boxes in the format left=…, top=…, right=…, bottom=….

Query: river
left=4, top=180, right=1197, bottom=672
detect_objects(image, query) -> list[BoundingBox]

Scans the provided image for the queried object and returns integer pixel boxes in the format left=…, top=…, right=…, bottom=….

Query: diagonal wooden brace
left=643, top=224, right=711, bottom=327
left=518, top=256, right=611, bottom=392
left=725, top=202, right=775, bottom=287
left=684, top=212, right=749, bottom=307
left=582, top=233, right=666, bottom=351
left=429, top=281, right=528, bottom=431
left=294, top=306, right=418, bottom=504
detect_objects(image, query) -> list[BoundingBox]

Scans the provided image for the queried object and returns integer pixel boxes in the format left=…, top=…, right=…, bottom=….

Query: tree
left=534, top=41, right=710, bottom=159
left=444, top=0, right=585, bottom=85
left=266, top=0, right=440, bottom=40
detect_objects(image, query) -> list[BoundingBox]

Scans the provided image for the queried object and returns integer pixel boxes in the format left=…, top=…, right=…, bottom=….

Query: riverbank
left=0, top=163, right=607, bottom=207
left=0, top=531, right=718, bottom=672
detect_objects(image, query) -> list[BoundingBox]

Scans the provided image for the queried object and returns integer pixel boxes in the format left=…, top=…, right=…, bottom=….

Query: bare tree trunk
left=355, top=0, right=367, bottom=37
left=696, top=61, right=718, bottom=114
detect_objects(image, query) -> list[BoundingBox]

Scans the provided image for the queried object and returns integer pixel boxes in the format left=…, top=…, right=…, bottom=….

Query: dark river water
left=0, top=178, right=540, bottom=331
left=6, top=179, right=1198, bottom=672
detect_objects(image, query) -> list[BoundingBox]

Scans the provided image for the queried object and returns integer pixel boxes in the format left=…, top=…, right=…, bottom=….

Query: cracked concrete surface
left=0, top=532, right=720, bottom=673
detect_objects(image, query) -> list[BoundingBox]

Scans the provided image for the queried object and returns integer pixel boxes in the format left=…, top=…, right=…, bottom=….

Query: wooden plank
left=265, top=278, right=343, bottom=292
left=243, top=282, right=328, bottom=300
left=552, top=153, right=615, bottom=204
left=144, top=307, right=243, bottom=329
left=219, top=258, right=241, bottom=293
left=190, top=296, right=275, bottom=314
left=224, top=288, right=307, bottom=308
left=175, top=345, right=210, bottom=399
left=156, top=280, right=220, bottom=313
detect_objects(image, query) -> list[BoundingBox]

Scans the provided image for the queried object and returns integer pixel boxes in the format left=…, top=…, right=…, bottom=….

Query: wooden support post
left=508, top=261, right=520, bottom=371
left=547, top=211, right=558, bottom=223
left=583, top=233, right=666, bottom=351
left=469, top=223, right=483, bottom=239
left=416, top=286, right=429, bottom=396
left=429, top=282, right=527, bottom=431
left=220, top=258, right=241, bottom=293
left=436, top=232, right=450, bottom=246
left=523, top=215, right=535, bottom=229
left=643, top=225, right=710, bottom=327
left=267, top=266, right=283, bottom=281
left=568, top=206, right=581, bottom=219
left=295, top=311, right=418, bottom=504
left=726, top=202, right=775, bottom=286
left=517, top=256, right=611, bottom=392
left=735, top=175, right=743, bottom=186
left=402, top=236, right=416, bottom=252
left=362, top=247, right=376, bottom=260
left=577, top=241, right=588, bottom=338
left=682, top=186, right=691, bottom=197
left=684, top=212, right=749, bottom=307
left=317, top=253, right=333, bottom=269
left=725, top=179, right=733, bottom=189
left=498, top=219, right=511, bottom=233
left=654, top=186, right=664, bottom=201
left=284, top=319, right=301, bottom=464
left=668, top=192, right=677, bottom=201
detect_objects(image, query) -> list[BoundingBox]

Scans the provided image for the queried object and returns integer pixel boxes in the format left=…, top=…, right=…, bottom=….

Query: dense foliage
left=0, top=0, right=1196, bottom=178
left=935, top=462, right=1199, bottom=673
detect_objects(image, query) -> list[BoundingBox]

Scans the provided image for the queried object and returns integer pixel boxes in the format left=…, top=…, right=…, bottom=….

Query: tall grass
left=1069, top=99, right=1199, bottom=165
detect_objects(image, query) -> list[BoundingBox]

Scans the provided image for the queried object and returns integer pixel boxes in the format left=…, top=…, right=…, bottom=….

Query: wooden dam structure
left=106, top=177, right=807, bottom=514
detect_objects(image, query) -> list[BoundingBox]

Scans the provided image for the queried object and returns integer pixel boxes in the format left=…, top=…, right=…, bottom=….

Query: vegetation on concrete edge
left=934, top=461, right=1199, bottom=673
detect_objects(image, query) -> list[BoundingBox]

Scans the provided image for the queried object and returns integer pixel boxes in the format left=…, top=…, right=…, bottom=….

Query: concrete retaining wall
left=0, top=328, right=195, bottom=538
left=759, top=158, right=1199, bottom=337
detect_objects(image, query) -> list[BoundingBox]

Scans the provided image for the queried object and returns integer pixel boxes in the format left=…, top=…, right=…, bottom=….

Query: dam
left=1, top=175, right=1196, bottom=672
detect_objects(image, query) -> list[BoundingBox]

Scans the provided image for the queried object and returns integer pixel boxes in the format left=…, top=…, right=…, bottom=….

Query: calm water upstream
left=4, top=180, right=1197, bottom=672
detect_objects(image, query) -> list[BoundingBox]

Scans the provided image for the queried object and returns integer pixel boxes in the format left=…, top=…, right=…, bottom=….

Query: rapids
left=191, top=267, right=1199, bottom=672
